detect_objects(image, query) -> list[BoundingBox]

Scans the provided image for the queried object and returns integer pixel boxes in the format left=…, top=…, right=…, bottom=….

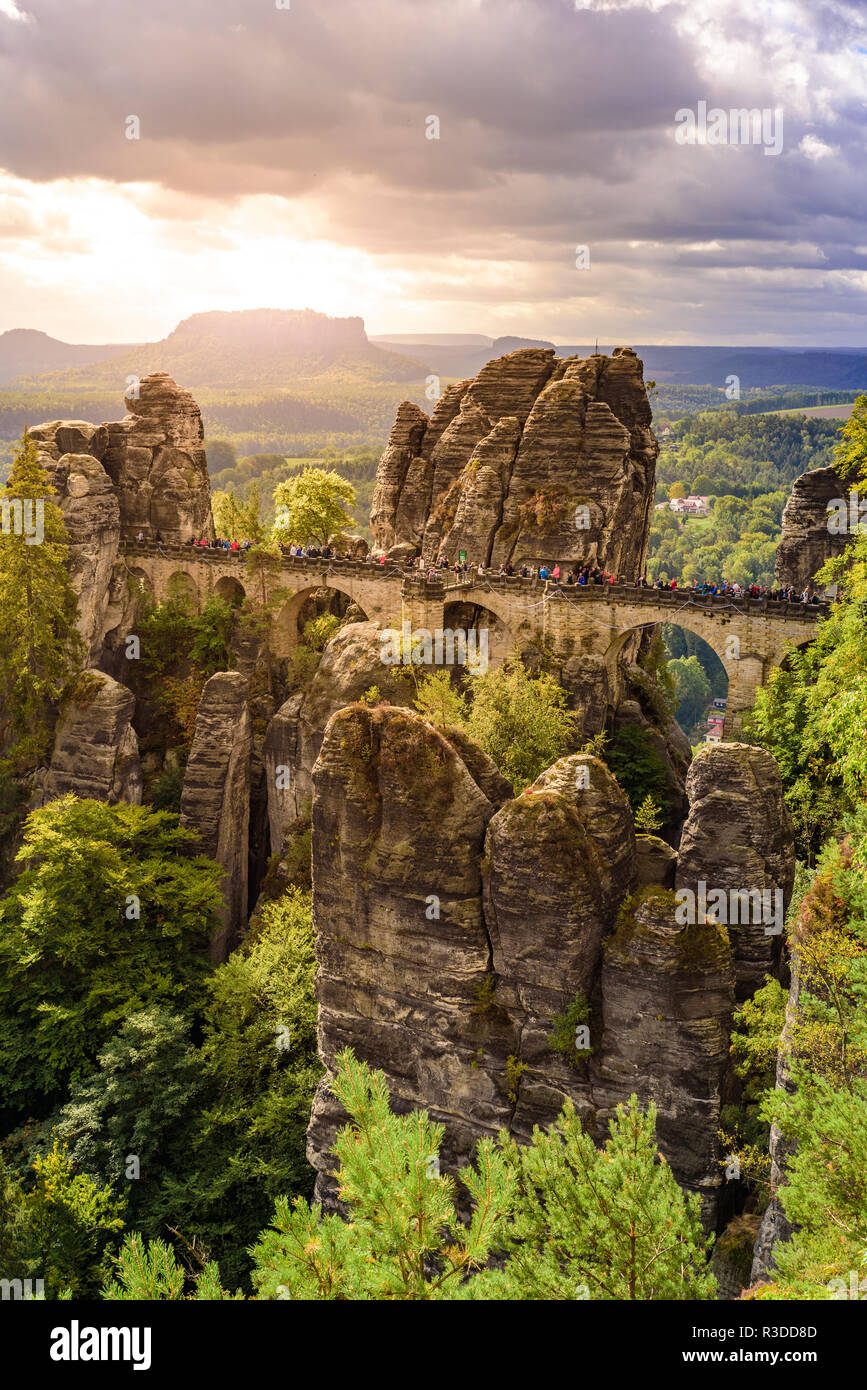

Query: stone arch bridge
left=121, top=544, right=826, bottom=737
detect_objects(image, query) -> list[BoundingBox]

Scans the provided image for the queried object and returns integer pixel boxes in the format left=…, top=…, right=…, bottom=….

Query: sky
left=1, top=0, right=866, bottom=346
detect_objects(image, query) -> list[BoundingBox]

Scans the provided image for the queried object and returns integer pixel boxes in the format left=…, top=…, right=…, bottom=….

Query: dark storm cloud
left=2, top=0, right=867, bottom=339
left=0, top=0, right=702, bottom=195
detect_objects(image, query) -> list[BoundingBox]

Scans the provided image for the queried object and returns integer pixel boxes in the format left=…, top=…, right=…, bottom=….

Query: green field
left=763, top=403, right=855, bottom=419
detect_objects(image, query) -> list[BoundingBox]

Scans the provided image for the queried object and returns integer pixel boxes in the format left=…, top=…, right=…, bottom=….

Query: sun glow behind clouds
left=0, top=172, right=406, bottom=341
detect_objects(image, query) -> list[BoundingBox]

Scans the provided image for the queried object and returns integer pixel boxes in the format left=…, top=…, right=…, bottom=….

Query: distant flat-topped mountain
left=0, top=328, right=139, bottom=385
left=9, top=309, right=426, bottom=391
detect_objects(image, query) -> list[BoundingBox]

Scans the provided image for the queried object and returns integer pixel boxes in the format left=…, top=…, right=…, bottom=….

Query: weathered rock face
left=371, top=347, right=658, bottom=572
left=180, top=671, right=252, bottom=961
left=102, top=373, right=213, bottom=544
left=483, top=754, right=635, bottom=1138
left=307, top=709, right=795, bottom=1226
left=307, top=705, right=515, bottom=1197
left=262, top=622, right=417, bottom=855
left=31, top=376, right=213, bottom=551
left=635, top=833, right=678, bottom=888
left=43, top=670, right=142, bottom=806
left=750, top=954, right=799, bottom=1285
left=368, top=401, right=430, bottom=552
left=27, top=427, right=121, bottom=663
left=775, top=466, right=847, bottom=591
left=327, top=532, right=369, bottom=558
left=676, top=744, right=795, bottom=1001
left=595, top=888, right=735, bottom=1218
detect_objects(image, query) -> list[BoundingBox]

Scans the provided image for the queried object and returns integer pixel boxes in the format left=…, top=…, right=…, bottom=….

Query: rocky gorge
left=18, top=344, right=828, bottom=1295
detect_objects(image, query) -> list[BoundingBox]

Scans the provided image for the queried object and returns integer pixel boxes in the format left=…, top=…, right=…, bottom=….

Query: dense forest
left=644, top=411, right=843, bottom=590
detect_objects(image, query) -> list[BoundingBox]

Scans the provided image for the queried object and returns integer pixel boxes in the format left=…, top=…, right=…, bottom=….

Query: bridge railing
left=122, top=542, right=413, bottom=582
left=120, top=544, right=828, bottom=620
left=436, top=573, right=827, bottom=620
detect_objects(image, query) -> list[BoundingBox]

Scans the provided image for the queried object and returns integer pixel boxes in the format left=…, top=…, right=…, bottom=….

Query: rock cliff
left=43, top=670, right=142, bottom=806
left=307, top=712, right=795, bottom=1225
left=180, top=671, right=252, bottom=961
left=27, top=426, right=120, bottom=663
left=676, top=744, right=795, bottom=1001
left=29, top=375, right=214, bottom=663
left=371, top=347, right=658, bottom=573
left=774, top=466, right=847, bottom=591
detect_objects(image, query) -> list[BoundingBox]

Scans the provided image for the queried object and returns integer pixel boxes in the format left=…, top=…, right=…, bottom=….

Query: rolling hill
left=0, top=328, right=139, bottom=385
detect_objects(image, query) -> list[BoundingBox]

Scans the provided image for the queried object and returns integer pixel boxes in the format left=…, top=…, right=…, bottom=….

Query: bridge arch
left=271, top=581, right=374, bottom=659
left=214, top=575, right=246, bottom=606
left=604, top=609, right=737, bottom=682
left=604, top=604, right=813, bottom=739
left=441, top=595, right=517, bottom=672
left=167, top=570, right=199, bottom=609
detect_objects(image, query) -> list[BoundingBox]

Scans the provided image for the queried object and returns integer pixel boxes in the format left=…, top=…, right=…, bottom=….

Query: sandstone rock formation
left=31, top=374, right=213, bottom=559
left=635, top=833, right=678, bottom=887
left=595, top=888, right=735, bottom=1220
left=43, top=670, right=142, bottom=806
left=27, top=427, right=121, bottom=663
left=181, top=671, right=252, bottom=961
left=676, top=743, right=795, bottom=1000
left=774, top=465, right=847, bottom=591
left=102, top=373, right=213, bottom=544
left=371, top=347, right=658, bottom=573
left=29, top=375, right=214, bottom=660
left=306, top=707, right=795, bottom=1223
left=483, top=753, right=634, bottom=1139
left=750, top=954, right=799, bottom=1284
left=307, top=705, right=514, bottom=1194
left=262, top=622, right=418, bottom=855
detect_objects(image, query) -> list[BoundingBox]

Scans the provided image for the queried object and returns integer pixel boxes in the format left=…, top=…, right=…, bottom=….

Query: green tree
left=634, top=794, right=664, bottom=832
left=463, top=657, right=577, bottom=793
left=414, top=669, right=470, bottom=731
left=480, top=1096, right=715, bottom=1300
left=603, top=723, right=670, bottom=821
left=165, top=888, right=322, bottom=1289
left=15, top=1140, right=126, bottom=1299
left=55, top=1009, right=203, bottom=1240
left=748, top=826, right=867, bottom=1297
left=0, top=434, right=83, bottom=767
left=834, top=392, right=867, bottom=484
left=103, top=1233, right=239, bottom=1301
left=669, top=654, right=712, bottom=731
left=271, top=467, right=356, bottom=546
left=746, top=534, right=867, bottom=859
left=212, top=484, right=264, bottom=543
left=0, top=797, right=222, bottom=1118
left=250, top=1050, right=513, bottom=1300
left=54, top=890, right=319, bottom=1294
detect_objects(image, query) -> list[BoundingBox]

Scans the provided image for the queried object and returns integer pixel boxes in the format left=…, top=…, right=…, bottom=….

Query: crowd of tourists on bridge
left=189, top=535, right=253, bottom=553
left=161, top=530, right=824, bottom=605
left=421, top=554, right=823, bottom=604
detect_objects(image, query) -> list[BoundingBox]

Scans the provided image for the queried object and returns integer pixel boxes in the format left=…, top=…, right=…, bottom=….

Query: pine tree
left=102, top=1232, right=242, bottom=1300
left=477, top=1095, right=716, bottom=1300
left=20, top=1139, right=126, bottom=1298
left=0, top=433, right=82, bottom=768
left=249, top=1049, right=513, bottom=1300
left=248, top=1053, right=714, bottom=1301
left=635, top=794, right=664, bottom=833
left=0, top=797, right=222, bottom=1115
